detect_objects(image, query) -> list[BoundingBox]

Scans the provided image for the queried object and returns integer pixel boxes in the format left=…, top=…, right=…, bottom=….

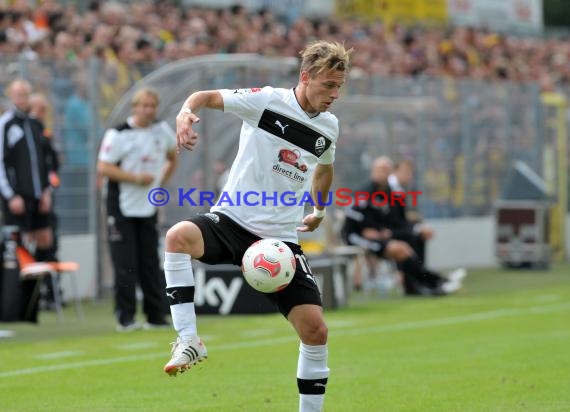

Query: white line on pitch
left=115, top=342, right=159, bottom=350
left=240, top=328, right=281, bottom=338
left=33, top=351, right=84, bottom=360
left=533, top=294, right=561, bottom=303
left=1, top=302, right=568, bottom=379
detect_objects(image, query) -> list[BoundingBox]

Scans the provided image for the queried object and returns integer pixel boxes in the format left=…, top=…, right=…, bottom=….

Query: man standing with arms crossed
left=163, top=41, right=352, bottom=412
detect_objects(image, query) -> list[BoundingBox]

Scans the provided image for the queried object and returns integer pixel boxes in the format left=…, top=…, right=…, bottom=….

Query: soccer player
left=163, top=40, right=352, bottom=412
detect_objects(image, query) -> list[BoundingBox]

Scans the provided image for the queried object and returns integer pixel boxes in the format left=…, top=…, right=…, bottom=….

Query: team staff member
left=0, top=79, right=54, bottom=323
left=29, top=92, right=63, bottom=309
left=343, top=156, right=465, bottom=296
left=387, top=159, right=432, bottom=262
left=98, top=88, right=177, bottom=331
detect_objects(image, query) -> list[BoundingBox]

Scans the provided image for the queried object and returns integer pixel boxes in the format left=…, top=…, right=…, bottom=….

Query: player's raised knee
left=165, top=221, right=203, bottom=255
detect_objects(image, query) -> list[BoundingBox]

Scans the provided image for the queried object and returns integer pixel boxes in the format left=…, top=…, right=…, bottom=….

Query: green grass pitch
left=1, top=265, right=569, bottom=411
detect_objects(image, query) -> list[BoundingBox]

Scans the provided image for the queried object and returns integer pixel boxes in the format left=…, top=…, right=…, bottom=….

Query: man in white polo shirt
left=98, top=88, right=177, bottom=331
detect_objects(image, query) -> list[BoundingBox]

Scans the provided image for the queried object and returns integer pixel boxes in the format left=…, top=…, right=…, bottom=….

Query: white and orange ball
left=241, top=239, right=296, bottom=293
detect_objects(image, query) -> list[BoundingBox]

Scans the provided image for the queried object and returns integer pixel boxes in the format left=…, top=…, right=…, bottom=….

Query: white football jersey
left=211, top=86, right=339, bottom=243
left=98, top=117, right=176, bottom=217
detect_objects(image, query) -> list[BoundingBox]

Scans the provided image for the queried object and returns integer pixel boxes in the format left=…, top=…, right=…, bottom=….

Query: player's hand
left=8, top=195, right=25, bottom=215
left=296, top=213, right=323, bottom=233
left=39, top=189, right=52, bottom=214
left=420, top=225, right=434, bottom=240
left=362, top=228, right=389, bottom=240
left=136, top=173, right=155, bottom=186
left=176, top=110, right=200, bottom=153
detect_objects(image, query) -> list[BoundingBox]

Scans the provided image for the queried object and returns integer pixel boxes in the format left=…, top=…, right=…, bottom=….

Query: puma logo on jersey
left=275, top=120, right=289, bottom=135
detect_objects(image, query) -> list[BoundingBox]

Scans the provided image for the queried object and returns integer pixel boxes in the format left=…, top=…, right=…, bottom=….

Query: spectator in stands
left=0, top=79, right=55, bottom=322
left=97, top=87, right=177, bottom=332
left=62, top=74, right=92, bottom=167
left=342, top=156, right=465, bottom=296
left=0, top=1, right=569, bottom=92
left=3, top=2, right=570, bottom=105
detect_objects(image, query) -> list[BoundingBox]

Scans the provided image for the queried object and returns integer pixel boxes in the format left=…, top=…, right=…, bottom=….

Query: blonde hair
left=131, top=87, right=160, bottom=107
left=299, top=41, right=353, bottom=77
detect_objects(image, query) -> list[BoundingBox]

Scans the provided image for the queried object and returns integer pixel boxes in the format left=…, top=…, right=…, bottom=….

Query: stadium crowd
left=0, top=1, right=565, bottom=226
left=1, top=0, right=569, bottom=94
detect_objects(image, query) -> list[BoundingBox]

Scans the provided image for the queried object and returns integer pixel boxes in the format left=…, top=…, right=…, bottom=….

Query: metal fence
left=1, top=55, right=566, bottom=235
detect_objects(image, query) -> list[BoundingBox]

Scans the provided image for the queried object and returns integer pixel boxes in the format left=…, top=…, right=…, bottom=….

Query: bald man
left=0, top=79, right=55, bottom=322
left=342, top=156, right=463, bottom=296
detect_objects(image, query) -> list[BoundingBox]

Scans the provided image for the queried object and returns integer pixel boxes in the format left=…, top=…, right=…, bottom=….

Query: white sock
left=164, top=252, right=197, bottom=339
left=297, top=343, right=329, bottom=412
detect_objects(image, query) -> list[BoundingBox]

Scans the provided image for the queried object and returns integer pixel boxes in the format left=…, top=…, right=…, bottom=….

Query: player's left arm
left=297, top=163, right=334, bottom=233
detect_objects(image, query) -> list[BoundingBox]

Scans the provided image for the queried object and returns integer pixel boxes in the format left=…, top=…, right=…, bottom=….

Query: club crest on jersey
left=315, top=137, right=326, bottom=156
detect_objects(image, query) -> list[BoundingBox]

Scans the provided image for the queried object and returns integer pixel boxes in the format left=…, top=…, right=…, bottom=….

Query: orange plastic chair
left=17, top=246, right=83, bottom=323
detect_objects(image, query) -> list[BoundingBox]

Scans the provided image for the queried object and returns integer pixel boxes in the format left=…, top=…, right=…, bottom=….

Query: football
left=241, top=239, right=296, bottom=293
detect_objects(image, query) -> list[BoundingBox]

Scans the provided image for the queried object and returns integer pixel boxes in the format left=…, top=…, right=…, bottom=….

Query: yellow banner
left=336, top=0, right=448, bottom=24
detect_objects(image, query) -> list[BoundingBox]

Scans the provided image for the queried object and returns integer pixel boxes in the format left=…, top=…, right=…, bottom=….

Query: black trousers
left=389, top=232, right=445, bottom=293
left=108, top=213, right=167, bottom=325
left=391, top=232, right=426, bottom=263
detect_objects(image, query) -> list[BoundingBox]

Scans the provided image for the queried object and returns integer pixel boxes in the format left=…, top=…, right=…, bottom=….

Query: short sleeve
left=318, top=116, right=338, bottom=164
left=98, top=129, right=123, bottom=163
left=318, top=141, right=335, bottom=164
left=220, top=86, right=273, bottom=125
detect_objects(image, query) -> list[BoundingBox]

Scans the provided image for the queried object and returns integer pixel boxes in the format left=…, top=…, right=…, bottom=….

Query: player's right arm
left=176, top=90, right=223, bottom=153
left=176, top=87, right=273, bottom=153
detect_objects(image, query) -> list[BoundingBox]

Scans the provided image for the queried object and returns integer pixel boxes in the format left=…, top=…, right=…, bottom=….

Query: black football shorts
left=189, top=212, right=322, bottom=317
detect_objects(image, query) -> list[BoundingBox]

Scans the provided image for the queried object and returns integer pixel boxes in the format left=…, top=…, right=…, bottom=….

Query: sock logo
left=297, top=377, right=328, bottom=395
left=165, top=286, right=195, bottom=305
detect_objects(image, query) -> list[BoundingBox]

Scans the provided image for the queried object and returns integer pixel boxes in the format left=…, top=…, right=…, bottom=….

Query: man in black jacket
left=387, top=159, right=433, bottom=263
left=342, top=156, right=464, bottom=296
left=0, top=79, right=55, bottom=322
